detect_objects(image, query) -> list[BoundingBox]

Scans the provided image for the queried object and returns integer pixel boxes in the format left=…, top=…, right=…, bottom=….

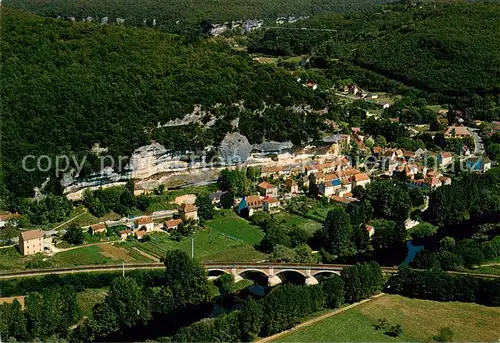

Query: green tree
left=271, top=244, right=298, bottom=262
left=322, top=207, right=354, bottom=256
left=0, top=300, right=28, bottom=341
left=220, top=191, right=235, bottom=209
left=25, top=292, right=44, bottom=339
left=106, top=277, right=151, bottom=328
left=322, top=275, right=345, bottom=308
left=217, top=169, right=249, bottom=196
left=246, top=166, right=260, bottom=181
left=215, top=273, right=234, bottom=296
left=195, top=193, right=214, bottom=220
left=371, top=219, right=406, bottom=250
left=238, top=298, right=263, bottom=341
left=87, top=303, right=119, bottom=340
left=83, top=190, right=106, bottom=218
left=366, top=180, right=411, bottom=221
left=259, top=225, right=291, bottom=252
left=119, top=190, right=136, bottom=210
left=63, top=224, right=84, bottom=245
left=409, top=222, right=437, bottom=241
left=288, top=227, right=310, bottom=247
left=294, top=243, right=314, bottom=263
left=409, top=187, right=425, bottom=208
left=147, top=286, right=175, bottom=314
left=433, top=327, right=454, bottom=342
left=164, top=250, right=210, bottom=308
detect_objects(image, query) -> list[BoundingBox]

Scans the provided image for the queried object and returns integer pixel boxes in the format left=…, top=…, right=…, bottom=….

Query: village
left=8, top=110, right=495, bottom=264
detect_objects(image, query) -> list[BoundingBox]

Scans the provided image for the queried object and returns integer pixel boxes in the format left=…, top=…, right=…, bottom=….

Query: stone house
left=19, top=230, right=44, bottom=256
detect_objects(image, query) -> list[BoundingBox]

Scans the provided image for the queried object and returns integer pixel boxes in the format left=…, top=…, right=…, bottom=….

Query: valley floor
left=272, top=294, right=500, bottom=342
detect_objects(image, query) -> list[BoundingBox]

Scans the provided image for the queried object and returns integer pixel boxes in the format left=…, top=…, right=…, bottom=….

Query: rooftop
left=245, top=195, right=262, bottom=208
left=181, top=203, right=198, bottom=213
left=20, top=229, right=44, bottom=241
left=262, top=197, right=280, bottom=204
left=354, top=173, right=370, bottom=182
left=258, top=181, right=277, bottom=189
left=135, top=217, right=153, bottom=225
left=165, top=218, right=183, bottom=228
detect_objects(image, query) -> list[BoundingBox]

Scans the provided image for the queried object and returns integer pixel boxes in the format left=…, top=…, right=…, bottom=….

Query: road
left=0, top=263, right=499, bottom=280
left=469, top=128, right=485, bottom=155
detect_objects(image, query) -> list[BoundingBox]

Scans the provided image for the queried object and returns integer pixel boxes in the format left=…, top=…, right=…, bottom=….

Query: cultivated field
left=206, top=211, right=264, bottom=245
left=51, top=244, right=152, bottom=266
left=273, top=295, right=500, bottom=342
left=124, top=228, right=267, bottom=263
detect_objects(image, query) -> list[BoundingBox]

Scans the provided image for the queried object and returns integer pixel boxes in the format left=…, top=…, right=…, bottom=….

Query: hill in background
left=2, top=0, right=399, bottom=33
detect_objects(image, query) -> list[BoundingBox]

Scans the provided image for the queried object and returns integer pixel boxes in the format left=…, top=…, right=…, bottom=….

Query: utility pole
left=122, top=262, right=125, bottom=277
left=191, top=237, right=194, bottom=259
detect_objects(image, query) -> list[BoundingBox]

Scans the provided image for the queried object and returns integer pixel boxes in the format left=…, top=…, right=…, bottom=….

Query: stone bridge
left=204, top=263, right=348, bottom=287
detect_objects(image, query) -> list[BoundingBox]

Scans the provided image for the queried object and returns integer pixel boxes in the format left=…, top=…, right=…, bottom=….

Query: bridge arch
left=275, top=269, right=307, bottom=284
left=238, top=269, right=270, bottom=286
left=206, top=269, right=229, bottom=278
left=238, top=269, right=270, bottom=277
left=311, top=270, right=342, bottom=280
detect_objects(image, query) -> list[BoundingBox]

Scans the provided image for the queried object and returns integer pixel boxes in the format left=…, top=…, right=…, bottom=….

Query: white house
left=352, top=173, right=371, bottom=188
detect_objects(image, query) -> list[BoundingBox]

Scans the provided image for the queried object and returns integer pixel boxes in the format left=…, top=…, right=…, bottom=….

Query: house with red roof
left=352, top=173, right=371, bottom=188
left=257, top=181, right=278, bottom=197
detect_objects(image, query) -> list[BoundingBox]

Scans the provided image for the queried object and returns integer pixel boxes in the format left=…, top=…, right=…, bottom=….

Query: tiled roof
left=354, top=173, right=370, bottom=182
left=245, top=195, right=262, bottom=208
left=262, top=197, right=280, bottom=204
left=20, top=230, right=44, bottom=240
left=90, top=223, right=106, bottom=231
left=181, top=203, right=198, bottom=213
left=258, top=181, right=277, bottom=189
left=165, top=218, right=183, bottom=228
left=135, top=217, right=153, bottom=225
left=445, top=126, right=471, bottom=136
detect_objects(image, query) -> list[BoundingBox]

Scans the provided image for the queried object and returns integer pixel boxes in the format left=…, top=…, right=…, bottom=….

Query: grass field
left=76, top=288, right=108, bottom=317
left=471, top=264, right=500, bottom=275
left=50, top=244, right=152, bottom=267
left=274, top=213, right=322, bottom=234
left=206, top=211, right=264, bottom=245
left=0, top=246, right=28, bottom=271
left=124, top=228, right=267, bottom=263
left=274, top=295, right=500, bottom=342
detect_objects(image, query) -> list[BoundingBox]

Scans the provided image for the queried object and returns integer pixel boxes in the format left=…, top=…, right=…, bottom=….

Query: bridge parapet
left=205, top=263, right=344, bottom=286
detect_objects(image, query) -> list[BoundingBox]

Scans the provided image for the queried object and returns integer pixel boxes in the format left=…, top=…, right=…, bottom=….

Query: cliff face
left=218, top=132, right=252, bottom=165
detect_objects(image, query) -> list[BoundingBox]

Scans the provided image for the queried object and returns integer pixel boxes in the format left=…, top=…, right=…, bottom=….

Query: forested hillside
left=0, top=8, right=327, bottom=200
left=249, top=1, right=500, bottom=99
left=2, top=0, right=398, bottom=33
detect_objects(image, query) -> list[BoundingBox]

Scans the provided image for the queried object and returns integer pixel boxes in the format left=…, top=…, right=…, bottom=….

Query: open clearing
left=274, top=213, right=322, bottom=234
left=273, top=295, right=500, bottom=342
left=76, top=288, right=108, bottom=317
left=124, top=228, right=267, bottom=263
left=51, top=244, right=151, bottom=267
left=206, top=211, right=264, bottom=245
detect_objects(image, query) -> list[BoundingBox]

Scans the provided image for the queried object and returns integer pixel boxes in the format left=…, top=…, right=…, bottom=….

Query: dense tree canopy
left=0, top=8, right=328, bottom=201
left=366, top=180, right=411, bottom=221
left=3, top=0, right=398, bottom=34
left=249, top=2, right=500, bottom=103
